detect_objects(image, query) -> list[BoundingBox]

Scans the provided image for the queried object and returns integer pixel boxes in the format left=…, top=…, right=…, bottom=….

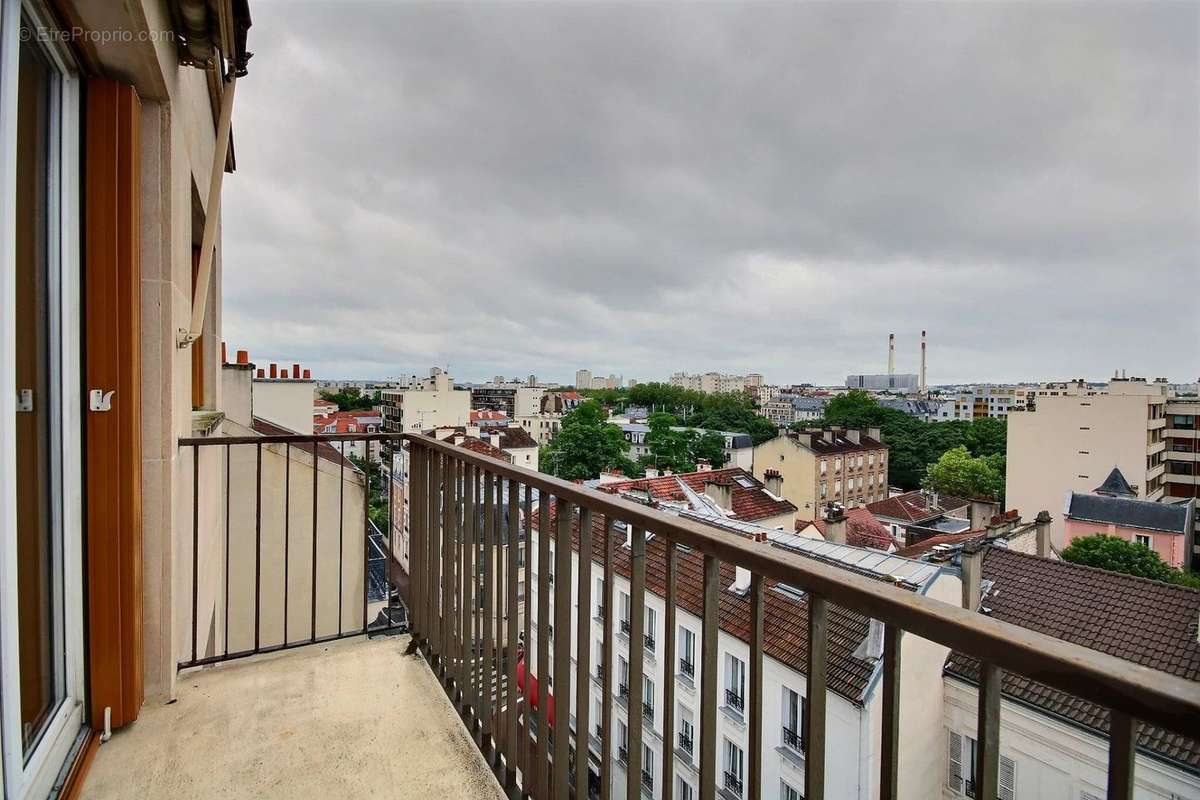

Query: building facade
left=380, top=368, right=471, bottom=433
left=752, top=429, right=889, bottom=518
left=1006, top=378, right=1171, bottom=547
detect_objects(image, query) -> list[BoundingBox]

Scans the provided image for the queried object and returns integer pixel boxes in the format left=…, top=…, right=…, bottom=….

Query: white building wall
left=252, top=378, right=317, bottom=434
left=525, top=524, right=874, bottom=800
left=943, top=678, right=1199, bottom=800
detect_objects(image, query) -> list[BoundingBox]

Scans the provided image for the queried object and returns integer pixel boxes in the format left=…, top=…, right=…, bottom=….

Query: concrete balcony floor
left=82, top=635, right=505, bottom=799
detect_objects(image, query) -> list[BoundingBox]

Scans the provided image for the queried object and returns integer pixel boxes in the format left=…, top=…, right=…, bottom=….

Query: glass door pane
left=14, top=13, right=65, bottom=757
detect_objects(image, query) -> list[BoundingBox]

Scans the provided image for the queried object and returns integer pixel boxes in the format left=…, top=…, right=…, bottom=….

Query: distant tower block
left=919, top=330, right=928, bottom=393
left=888, top=333, right=896, bottom=376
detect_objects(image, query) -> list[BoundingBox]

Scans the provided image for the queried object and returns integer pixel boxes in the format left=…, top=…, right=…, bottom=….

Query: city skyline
left=222, top=2, right=1197, bottom=384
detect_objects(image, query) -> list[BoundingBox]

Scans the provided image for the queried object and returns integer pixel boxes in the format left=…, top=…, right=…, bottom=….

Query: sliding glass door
left=0, top=1, right=85, bottom=796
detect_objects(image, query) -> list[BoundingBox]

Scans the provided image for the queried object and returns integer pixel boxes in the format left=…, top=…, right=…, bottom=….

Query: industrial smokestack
left=888, top=333, right=895, bottom=376
left=919, top=330, right=927, bottom=394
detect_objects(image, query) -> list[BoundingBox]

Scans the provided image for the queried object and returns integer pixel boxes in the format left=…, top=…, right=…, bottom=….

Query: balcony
left=89, top=431, right=1198, bottom=800
left=84, top=636, right=503, bottom=798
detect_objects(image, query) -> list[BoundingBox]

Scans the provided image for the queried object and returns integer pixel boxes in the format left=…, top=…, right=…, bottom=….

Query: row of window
left=614, top=722, right=805, bottom=800
left=819, top=452, right=885, bottom=473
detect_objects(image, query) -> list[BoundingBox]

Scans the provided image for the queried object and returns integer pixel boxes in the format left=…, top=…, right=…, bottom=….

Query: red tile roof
left=596, top=468, right=796, bottom=523
left=867, top=490, right=971, bottom=524
left=470, top=409, right=509, bottom=422
left=945, top=547, right=1200, bottom=769
left=313, top=409, right=383, bottom=434
left=455, top=437, right=513, bottom=462
left=535, top=505, right=886, bottom=704
left=437, top=425, right=538, bottom=450
left=894, top=530, right=984, bottom=558
left=797, top=508, right=894, bottom=551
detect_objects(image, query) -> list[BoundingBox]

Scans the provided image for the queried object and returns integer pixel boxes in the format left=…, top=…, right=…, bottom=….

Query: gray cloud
left=222, top=1, right=1200, bottom=385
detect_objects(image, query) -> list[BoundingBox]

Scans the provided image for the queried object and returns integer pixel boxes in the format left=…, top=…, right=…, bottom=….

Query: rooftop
left=596, top=467, right=796, bottom=523
left=796, top=508, right=896, bottom=551
left=1066, top=492, right=1191, bottom=535
left=867, top=490, right=972, bottom=524
left=945, top=548, right=1200, bottom=771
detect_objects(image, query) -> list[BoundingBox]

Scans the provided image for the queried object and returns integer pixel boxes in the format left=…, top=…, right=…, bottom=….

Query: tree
left=691, top=430, right=729, bottom=468
left=642, top=413, right=696, bottom=473
left=319, top=387, right=379, bottom=411
left=1061, top=534, right=1200, bottom=588
left=922, top=445, right=1002, bottom=499
left=540, top=400, right=640, bottom=480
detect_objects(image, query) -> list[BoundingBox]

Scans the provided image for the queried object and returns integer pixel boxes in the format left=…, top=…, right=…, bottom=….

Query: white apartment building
left=670, top=372, right=763, bottom=395
left=1006, top=377, right=1171, bottom=546
left=380, top=367, right=471, bottom=433
left=524, top=509, right=959, bottom=800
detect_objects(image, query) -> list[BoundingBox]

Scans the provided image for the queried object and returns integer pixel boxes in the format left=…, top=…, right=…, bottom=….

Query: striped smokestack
left=919, top=330, right=927, bottom=394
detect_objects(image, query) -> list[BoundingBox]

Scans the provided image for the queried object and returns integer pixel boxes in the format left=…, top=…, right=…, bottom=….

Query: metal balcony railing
left=644, top=633, right=656, bottom=652
left=724, top=689, right=744, bottom=712
left=781, top=725, right=803, bottom=754
left=679, top=658, right=695, bottom=678
left=678, top=731, right=693, bottom=754
left=619, top=618, right=631, bottom=635
left=397, top=434, right=1199, bottom=800
left=177, top=431, right=407, bottom=668
left=642, top=701, right=654, bottom=721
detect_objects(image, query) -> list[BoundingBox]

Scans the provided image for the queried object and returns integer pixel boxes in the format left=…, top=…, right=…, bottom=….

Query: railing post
left=880, top=625, right=902, bottom=800
left=310, top=439, right=319, bottom=642
left=662, top=541, right=678, bottom=800
left=428, top=451, right=442, bottom=661
left=552, top=498, right=574, bottom=796
left=805, top=595, right=828, bottom=800
left=600, top=517, right=616, bottom=800
left=976, top=662, right=1002, bottom=800
left=626, top=526, right=646, bottom=800
left=191, top=443, right=200, bottom=665
left=699, top=555, right=718, bottom=800
left=505, top=478, right=520, bottom=794
left=1106, top=711, right=1137, bottom=800
left=519, top=483, right=533, bottom=787
left=575, top=507, right=593, bottom=799
left=482, top=470, right=496, bottom=759
left=535, top=494, right=552, bottom=799
left=748, top=573, right=765, bottom=800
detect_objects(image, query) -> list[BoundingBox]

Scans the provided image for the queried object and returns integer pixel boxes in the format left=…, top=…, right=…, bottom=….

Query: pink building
left=1064, top=468, right=1195, bottom=568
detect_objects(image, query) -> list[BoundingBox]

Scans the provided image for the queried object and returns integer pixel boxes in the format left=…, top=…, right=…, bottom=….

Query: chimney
left=434, top=428, right=454, bottom=441
left=269, top=363, right=278, bottom=379
left=645, top=467, right=659, bottom=478
left=791, top=431, right=813, bottom=448
left=763, top=469, right=783, bottom=497
left=845, top=429, right=861, bottom=444
left=960, top=543, right=984, bottom=611
left=453, top=435, right=465, bottom=446
left=824, top=503, right=847, bottom=544
left=864, top=619, right=885, bottom=660
left=1034, top=510, right=1053, bottom=558
left=729, top=566, right=751, bottom=595
left=221, top=341, right=227, bottom=363
left=292, top=363, right=301, bottom=380
left=969, top=499, right=997, bottom=531
left=490, top=433, right=502, bottom=449
left=919, top=330, right=927, bottom=394
left=867, top=427, right=881, bottom=442
left=696, top=459, right=712, bottom=472
left=888, top=333, right=896, bottom=376
left=236, top=349, right=249, bottom=365
left=625, top=524, right=633, bottom=549
left=256, top=368, right=265, bottom=378
left=280, top=368, right=289, bottom=379
left=704, top=479, right=733, bottom=511
left=821, top=429, right=834, bottom=443
left=303, top=369, right=311, bottom=379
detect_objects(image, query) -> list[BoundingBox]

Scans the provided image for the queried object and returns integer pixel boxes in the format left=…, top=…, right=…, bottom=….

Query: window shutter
left=947, top=731, right=963, bottom=792
left=999, top=754, right=1016, bottom=800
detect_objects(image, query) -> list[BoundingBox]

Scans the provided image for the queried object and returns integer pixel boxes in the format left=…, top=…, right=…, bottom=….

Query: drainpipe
left=179, top=73, right=237, bottom=347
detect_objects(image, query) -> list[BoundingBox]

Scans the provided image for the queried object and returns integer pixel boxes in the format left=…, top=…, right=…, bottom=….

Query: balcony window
left=782, top=687, right=805, bottom=754
left=679, top=626, right=696, bottom=678
left=724, top=739, right=744, bottom=797
left=781, top=781, right=802, bottom=800
left=641, top=744, right=655, bottom=791
left=595, top=577, right=605, bottom=618
left=678, top=709, right=695, bottom=754
left=619, top=591, right=631, bottom=634
left=617, top=720, right=629, bottom=765
left=677, top=777, right=695, bottom=800
left=643, top=675, right=655, bottom=721
left=724, top=653, right=745, bottom=713
left=618, top=656, right=629, bottom=699
left=645, top=606, right=657, bottom=652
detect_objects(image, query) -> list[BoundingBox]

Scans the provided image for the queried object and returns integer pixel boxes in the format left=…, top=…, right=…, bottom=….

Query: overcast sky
left=222, top=1, right=1199, bottom=386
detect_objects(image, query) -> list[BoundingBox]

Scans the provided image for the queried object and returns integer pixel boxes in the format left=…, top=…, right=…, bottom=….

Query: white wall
left=943, top=678, right=1199, bottom=800
left=252, top=378, right=318, bottom=434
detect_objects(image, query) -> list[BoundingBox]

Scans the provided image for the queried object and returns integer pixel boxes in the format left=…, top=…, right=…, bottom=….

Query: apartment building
left=762, top=395, right=827, bottom=427
left=752, top=428, right=889, bottom=517
left=524, top=504, right=959, bottom=800
left=1006, top=377, right=1172, bottom=548
left=1064, top=468, right=1194, bottom=568
left=379, top=367, right=471, bottom=433
left=670, top=371, right=763, bottom=394
left=471, top=384, right=546, bottom=418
